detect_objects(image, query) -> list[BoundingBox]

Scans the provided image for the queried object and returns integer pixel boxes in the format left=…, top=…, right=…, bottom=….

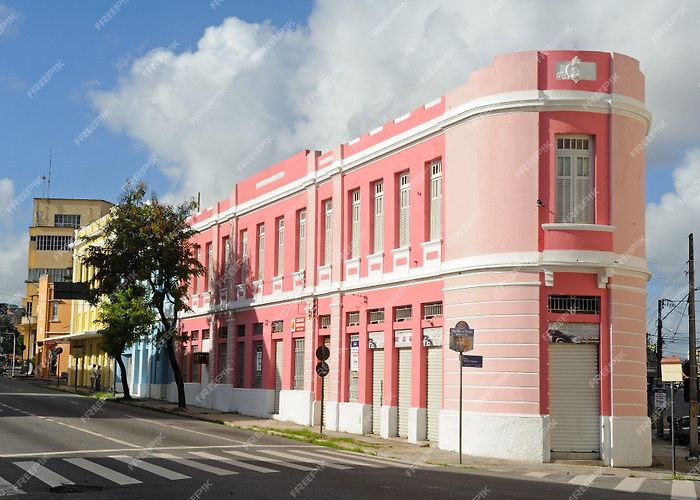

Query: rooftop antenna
left=47, top=145, right=52, bottom=200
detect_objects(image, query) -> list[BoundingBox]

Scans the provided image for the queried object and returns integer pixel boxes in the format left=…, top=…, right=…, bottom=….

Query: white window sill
left=542, top=223, right=615, bottom=233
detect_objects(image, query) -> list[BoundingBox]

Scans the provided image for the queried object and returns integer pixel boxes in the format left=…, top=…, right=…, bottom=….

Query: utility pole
left=657, top=299, right=665, bottom=438
left=689, top=233, right=698, bottom=458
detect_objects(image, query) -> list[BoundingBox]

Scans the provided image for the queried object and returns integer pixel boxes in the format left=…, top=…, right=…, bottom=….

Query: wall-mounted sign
left=547, top=322, right=599, bottom=344
left=394, top=329, right=412, bottom=348
left=255, top=344, right=263, bottom=374
left=368, top=332, right=384, bottom=350
left=661, top=356, right=683, bottom=382
left=193, top=352, right=209, bottom=364
left=291, top=317, right=306, bottom=333
left=350, top=335, right=359, bottom=371
left=423, top=328, right=443, bottom=347
left=462, top=355, right=483, bottom=368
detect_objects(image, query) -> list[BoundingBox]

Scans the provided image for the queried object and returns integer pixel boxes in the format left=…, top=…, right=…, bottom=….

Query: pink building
left=176, top=50, right=651, bottom=466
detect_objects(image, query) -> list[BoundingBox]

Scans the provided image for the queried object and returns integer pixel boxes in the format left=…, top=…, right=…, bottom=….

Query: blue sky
left=0, top=1, right=698, bottom=356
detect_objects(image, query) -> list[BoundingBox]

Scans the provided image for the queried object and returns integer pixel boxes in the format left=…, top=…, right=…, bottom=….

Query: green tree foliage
left=84, top=183, right=202, bottom=407
left=97, top=287, right=156, bottom=399
left=0, top=315, right=19, bottom=354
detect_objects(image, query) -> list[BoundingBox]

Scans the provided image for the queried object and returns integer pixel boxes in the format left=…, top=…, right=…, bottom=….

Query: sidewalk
left=21, top=377, right=696, bottom=481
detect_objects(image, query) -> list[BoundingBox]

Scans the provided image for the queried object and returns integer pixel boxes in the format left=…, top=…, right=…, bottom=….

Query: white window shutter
left=574, top=156, right=594, bottom=223
left=298, top=210, right=306, bottom=271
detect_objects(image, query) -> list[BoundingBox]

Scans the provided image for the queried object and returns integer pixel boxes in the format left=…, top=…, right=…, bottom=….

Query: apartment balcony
left=21, top=316, right=37, bottom=326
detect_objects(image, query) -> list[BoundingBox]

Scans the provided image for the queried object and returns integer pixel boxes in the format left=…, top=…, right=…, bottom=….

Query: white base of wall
left=162, top=382, right=274, bottom=418
left=439, top=410, right=550, bottom=463
left=276, top=390, right=314, bottom=426
left=325, top=402, right=340, bottom=431
left=338, top=403, right=372, bottom=435
left=311, top=400, right=322, bottom=426
left=380, top=406, right=398, bottom=439
left=601, top=416, right=652, bottom=467
left=408, top=407, right=427, bottom=443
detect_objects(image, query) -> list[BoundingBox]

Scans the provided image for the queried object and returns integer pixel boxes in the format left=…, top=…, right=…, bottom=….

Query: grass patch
left=241, top=425, right=377, bottom=454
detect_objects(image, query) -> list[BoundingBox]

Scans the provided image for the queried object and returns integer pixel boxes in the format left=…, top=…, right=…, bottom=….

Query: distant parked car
left=677, top=416, right=700, bottom=444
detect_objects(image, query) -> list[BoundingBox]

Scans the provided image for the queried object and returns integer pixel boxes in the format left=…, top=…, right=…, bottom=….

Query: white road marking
left=152, top=453, right=237, bottom=476
left=259, top=450, right=350, bottom=470
left=314, top=449, right=408, bottom=467
left=0, top=476, right=24, bottom=496
left=223, top=450, right=313, bottom=471
left=14, top=462, right=74, bottom=488
left=125, top=415, right=246, bottom=444
left=568, top=474, right=597, bottom=486
left=0, top=393, right=80, bottom=397
left=190, top=451, right=278, bottom=473
left=110, top=456, right=190, bottom=480
left=614, top=477, right=645, bottom=493
left=672, top=480, right=697, bottom=500
left=64, top=458, right=141, bottom=486
left=69, top=401, right=79, bottom=405
left=525, top=471, right=551, bottom=478
left=291, top=449, right=384, bottom=468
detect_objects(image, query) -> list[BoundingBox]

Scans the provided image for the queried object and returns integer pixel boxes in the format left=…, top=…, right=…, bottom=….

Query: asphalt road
left=0, top=377, right=672, bottom=499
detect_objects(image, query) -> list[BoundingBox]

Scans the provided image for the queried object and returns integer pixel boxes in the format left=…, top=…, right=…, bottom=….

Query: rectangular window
left=395, top=305, right=412, bottom=322
left=254, top=341, right=263, bottom=388
left=202, top=329, right=210, bottom=340
left=190, top=330, right=199, bottom=341
left=548, top=295, right=600, bottom=315
left=297, top=209, right=306, bottom=271
left=422, top=302, right=443, bottom=319
left=346, top=311, right=360, bottom=326
left=373, top=181, right=384, bottom=254
left=398, top=172, right=410, bottom=247
left=54, top=214, right=81, bottom=228
left=217, top=347, right=227, bottom=382
left=237, top=324, right=246, bottom=337
left=218, top=326, right=228, bottom=339
left=257, top=224, right=265, bottom=280
left=204, top=242, right=213, bottom=292
left=429, top=161, right=442, bottom=241
left=368, top=308, right=385, bottom=324
left=349, top=334, right=359, bottom=402
left=51, top=302, right=59, bottom=322
left=323, top=200, right=332, bottom=266
left=253, top=322, right=264, bottom=336
left=271, top=320, right=284, bottom=333
left=35, top=235, right=74, bottom=251
left=350, top=189, right=361, bottom=259
left=193, top=246, right=200, bottom=294
left=221, top=236, right=230, bottom=285
left=191, top=346, right=200, bottom=383
left=294, top=339, right=305, bottom=390
left=27, top=268, right=71, bottom=283
left=236, top=343, right=245, bottom=387
left=556, top=136, right=594, bottom=223
left=241, top=230, right=249, bottom=284
left=319, top=315, right=331, bottom=329
left=276, top=217, right=284, bottom=276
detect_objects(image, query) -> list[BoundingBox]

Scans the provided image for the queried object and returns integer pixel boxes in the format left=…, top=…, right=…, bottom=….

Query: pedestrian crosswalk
left=0, top=446, right=405, bottom=496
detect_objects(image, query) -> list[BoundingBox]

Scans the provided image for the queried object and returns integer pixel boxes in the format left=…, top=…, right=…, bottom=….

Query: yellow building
left=18, top=198, right=113, bottom=378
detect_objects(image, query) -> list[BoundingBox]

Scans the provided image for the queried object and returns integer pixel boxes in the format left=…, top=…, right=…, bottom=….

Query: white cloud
left=0, top=177, right=15, bottom=228
left=0, top=231, right=27, bottom=305
left=647, top=148, right=700, bottom=269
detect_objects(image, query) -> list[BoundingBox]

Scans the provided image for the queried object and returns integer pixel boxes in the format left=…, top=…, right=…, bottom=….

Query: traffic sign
left=461, top=354, right=483, bottom=368
left=654, top=390, right=667, bottom=409
left=315, top=345, right=330, bottom=361
left=315, top=361, right=330, bottom=378
left=449, top=321, right=474, bottom=353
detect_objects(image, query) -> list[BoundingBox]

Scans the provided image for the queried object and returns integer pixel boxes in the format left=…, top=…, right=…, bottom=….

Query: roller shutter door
left=274, top=340, right=283, bottom=414
left=398, top=348, right=412, bottom=438
left=426, top=348, right=442, bottom=442
left=372, top=349, right=384, bottom=435
left=549, top=344, right=600, bottom=457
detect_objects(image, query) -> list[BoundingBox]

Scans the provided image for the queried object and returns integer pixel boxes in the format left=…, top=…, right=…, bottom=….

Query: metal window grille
left=271, top=320, right=284, bottom=333
left=368, top=308, right=385, bottom=324
left=35, top=235, right=74, bottom=251
left=395, top=305, right=412, bottom=322
left=555, top=135, right=594, bottom=224
left=398, top=172, right=410, bottom=247
left=53, top=214, right=81, bottom=228
left=253, top=322, right=264, bottom=335
left=51, top=302, right=59, bottom=321
left=319, top=315, right=331, bottom=329
left=346, top=311, right=360, bottom=326
left=429, top=161, right=442, bottom=241
left=324, top=200, right=332, bottom=265
left=548, top=295, right=600, bottom=315
left=298, top=209, right=306, bottom=271
left=294, top=339, right=305, bottom=390
left=351, top=189, right=360, bottom=258
left=349, top=334, right=359, bottom=402
left=423, top=302, right=443, bottom=319
left=254, top=342, right=263, bottom=388
left=257, top=224, right=265, bottom=280
left=277, top=218, right=284, bottom=276
left=373, top=181, right=384, bottom=253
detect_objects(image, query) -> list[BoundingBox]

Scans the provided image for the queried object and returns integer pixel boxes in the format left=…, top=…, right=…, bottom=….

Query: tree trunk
left=115, top=355, right=132, bottom=400
left=165, top=335, right=186, bottom=408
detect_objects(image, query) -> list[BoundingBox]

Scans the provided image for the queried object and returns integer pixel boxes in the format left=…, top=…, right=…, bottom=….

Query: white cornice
left=191, top=89, right=650, bottom=232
